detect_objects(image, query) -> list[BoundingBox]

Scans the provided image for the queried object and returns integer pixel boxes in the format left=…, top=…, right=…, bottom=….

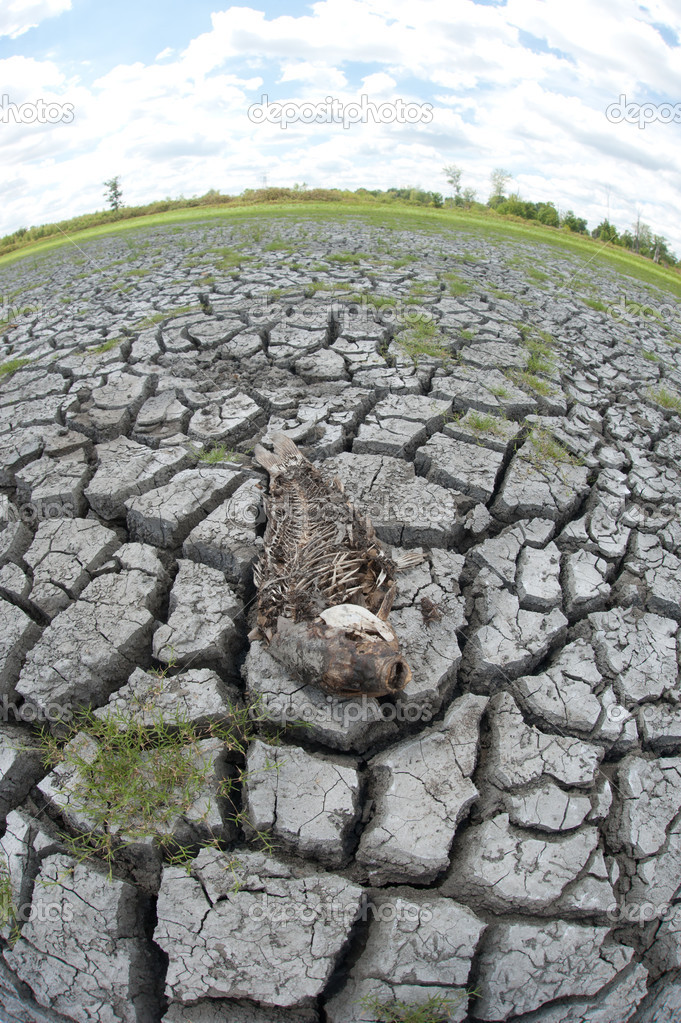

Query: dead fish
left=249, top=433, right=420, bottom=698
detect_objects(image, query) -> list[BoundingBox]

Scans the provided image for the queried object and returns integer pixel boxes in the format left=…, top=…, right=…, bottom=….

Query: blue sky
left=1, top=0, right=680, bottom=252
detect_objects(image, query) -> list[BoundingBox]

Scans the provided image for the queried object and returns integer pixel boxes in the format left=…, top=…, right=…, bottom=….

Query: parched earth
left=1, top=213, right=681, bottom=1022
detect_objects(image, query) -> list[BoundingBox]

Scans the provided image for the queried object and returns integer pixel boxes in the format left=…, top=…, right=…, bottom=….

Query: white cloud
left=0, top=54, right=67, bottom=93
left=278, top=61, right=347, bottom=88
left=1, top=0, right=681, bottom=255
left=0, top=0, right=71, bottom=40
left=505, top=0, right=681, bottom=95
left=361, top=71, right=397, bottom=93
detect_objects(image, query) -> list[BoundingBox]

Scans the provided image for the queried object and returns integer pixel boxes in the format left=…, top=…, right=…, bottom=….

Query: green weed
left=395, top=318, right=450, bottom=363
left=584, top=297, right=608, bottom=313
left=648, top=386, right=681, bottom=413
left=510, top=369, right=554, bottom=396
left=488, top=285, right=514, bottom=301
left=194, top=443, right=240, bottom=464
left=85, top=336, right=122, bottom=356
left=359, top=989, right=477, bottom=1023
left=134, top=304, right=201, bottom=328
left=0, top=855, right=15, bottom=932
left=0, top=358, right=30, bottom=377
left=526, top=267, right=549, bottom=282
left=527, top=427, right=582, bottom=467
left=327, top=251, right=371, bottom=264
left=467, top=411, right=506, bottom=435
left=443, top=272, right=471, bottom=297
left=38, top=697, right=281, bottom=874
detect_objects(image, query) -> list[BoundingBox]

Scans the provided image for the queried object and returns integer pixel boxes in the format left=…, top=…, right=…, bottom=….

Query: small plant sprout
left=395, top=318, right=451, bottom=364
left=509, top=369, right=555, bottom=397
left=0, top=358, right=30, bottom=377
left=194, top=443, right=241, bottom=464
left=359, top=988, right=479, bottom=1023
left=526, top=427, right=583, bottom=468
left=37, top=694, right=284, bottom=876
left=442, top=272, right=471, bottom=297
left=467, top=411, right=505, bottom=436
left=0, top=854, right=15, bottom=933
left=648, top=386, right=681, bottom=413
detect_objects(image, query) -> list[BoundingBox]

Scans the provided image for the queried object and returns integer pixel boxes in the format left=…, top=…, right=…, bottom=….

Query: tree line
left=0, top=174, right=676, bottom=267
left=443, top=165, right=677, bottom=265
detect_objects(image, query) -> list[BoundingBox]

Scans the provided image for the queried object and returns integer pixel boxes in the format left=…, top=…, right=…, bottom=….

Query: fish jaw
left=267, top=615, right=412, bottom=698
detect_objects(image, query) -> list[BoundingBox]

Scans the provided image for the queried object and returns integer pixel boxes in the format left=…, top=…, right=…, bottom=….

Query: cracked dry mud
left=1, top=213, right=681, bottom=1022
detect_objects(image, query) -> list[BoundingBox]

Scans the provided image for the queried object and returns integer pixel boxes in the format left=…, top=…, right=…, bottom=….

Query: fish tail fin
left=253, top=444, right=279, bottom=472
left=272, top=432, right=303, bottom=461
left=254, top=433, right=304, bottom=476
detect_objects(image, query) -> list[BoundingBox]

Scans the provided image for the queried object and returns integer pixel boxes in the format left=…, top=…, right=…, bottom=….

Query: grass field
left=2, top=199, right=680, bottom=301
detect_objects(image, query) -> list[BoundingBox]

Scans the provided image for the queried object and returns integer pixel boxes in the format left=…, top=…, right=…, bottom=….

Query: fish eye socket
left=387, top=660, right=408, bottom=691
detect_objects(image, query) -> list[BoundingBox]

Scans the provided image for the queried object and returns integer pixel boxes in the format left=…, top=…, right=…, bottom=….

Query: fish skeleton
left=249, top=433, right=418, bottom=698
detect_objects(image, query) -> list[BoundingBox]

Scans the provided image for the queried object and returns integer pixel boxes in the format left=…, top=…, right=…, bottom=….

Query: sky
left=1, top=0, right=680, bottom=252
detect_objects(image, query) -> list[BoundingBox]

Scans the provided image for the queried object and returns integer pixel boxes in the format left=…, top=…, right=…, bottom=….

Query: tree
left=461, top=186, right=477, bottom=206
left=632, top=217, right=653, bottom=256
left=492, top=195, right=559, bottom=226
left=651, top=234, right=677, bottom=265
left=591, top=219, right=618, bottom=242
left=496, top=193, right=529, bottom=218
left=561, top=210, right=588, bottom=234
left=488, top=168, right=511, bottom=205
left=386, top=187, right=443, bottom=207
left=442, top=164, right=462, bottom=200
left=103, top=176, right=123, bottom=211
left=536, top=202, right=559, bottom=227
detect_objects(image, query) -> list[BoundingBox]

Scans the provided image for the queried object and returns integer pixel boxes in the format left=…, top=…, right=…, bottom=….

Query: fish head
left=269, top=605, right=412, bottom=698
